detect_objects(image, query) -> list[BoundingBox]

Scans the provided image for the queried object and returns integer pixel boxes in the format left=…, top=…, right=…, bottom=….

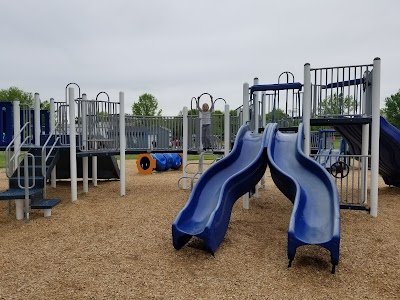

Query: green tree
left=0, top=86, right=34, bottom=107
left=266, top=108, right=288, bottom=122
left=188, top=108, right=198, bottom=116
left=177, top=109, right=198, bottom=116
left=132, top=93, right=162, bottom=116
left=320, top=93, right=355, bottom=115
left=231, top=109, right=244, bottom=117
left=380, top=108, right=386, bottom=118
left=381, top=90, right=400, bottom=129
left=211, top=109, right=224, bottom=136
left=41, top=100, right=50, bottom=110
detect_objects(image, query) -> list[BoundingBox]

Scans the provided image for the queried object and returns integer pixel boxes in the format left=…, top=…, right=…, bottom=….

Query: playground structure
left=0, top=87, right=125, bottom=221
left=1, top=57, right=398, bottom=273
left=0, top=85, right=232, bottom=221
left=173, top=58, right=389, bottom=273
left=241, top=61, right=384, bottom=211
left=304, top=60, right=383, bottom=217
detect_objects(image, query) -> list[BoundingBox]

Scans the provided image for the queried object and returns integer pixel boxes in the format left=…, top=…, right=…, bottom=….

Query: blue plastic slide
left=172, top=123, right=341, bottom=272
left=172, top=123, right=273, bottom=253
left=334, top=116, right=400, bottom=187
left=267, top=124, right=340, bottom=272
left=379, top=117, right=400, bottom=186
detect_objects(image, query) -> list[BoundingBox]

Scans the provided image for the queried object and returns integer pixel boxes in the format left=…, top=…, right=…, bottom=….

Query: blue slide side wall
left=335, top=116, right=400, bottom=187
left=172, top=123, right=273, bottom=253
left=267, top=124, right=340, bottom=265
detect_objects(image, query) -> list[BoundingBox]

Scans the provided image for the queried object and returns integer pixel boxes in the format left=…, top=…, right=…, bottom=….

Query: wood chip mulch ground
left=0, top=160, right=399, bottom=299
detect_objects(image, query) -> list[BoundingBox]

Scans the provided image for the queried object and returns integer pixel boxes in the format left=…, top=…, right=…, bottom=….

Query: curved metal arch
left=65, top=83, right=81, bottom=102
left=278, top=71, right=295, bottom=84
left=213, top=97, right=227, bottom=106
left=197, top=92, right=213, bottom=104
left=96, top=91, right=110, bottom=102
left=197, top=93, right=214, bottom=111
left=277, top=72, right=296, bottom=123
left=190, top=97, right=198, bottom=112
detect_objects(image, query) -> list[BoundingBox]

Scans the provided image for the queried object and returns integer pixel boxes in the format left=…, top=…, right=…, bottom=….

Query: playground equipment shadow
left=0, top=162, right=399, bottom=299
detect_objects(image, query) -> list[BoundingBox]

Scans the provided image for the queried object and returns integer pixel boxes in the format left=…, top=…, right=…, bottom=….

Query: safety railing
left=211, top=112, right=226, bottom=150
left=17, top=152, right=35, bottom=223
left=20, top=104, right=34, bottom=143
left=178, top=152, right=219, bottom=191
left=310, top=64, right=373, bottom=118
left=5, top=122, right=33, bottom=178
left=55, top=102, right=70, bottom=145
left=41, top=123, right=61, bottom=198
left=310, top=131, right=319, bottom=151
left=76, top=98, right=120, bottom=152
left=312, top=153, right=370, bottom=206
left=187, top=114, right=199, bottom=151
left=125, top=115, right=184, bottom=151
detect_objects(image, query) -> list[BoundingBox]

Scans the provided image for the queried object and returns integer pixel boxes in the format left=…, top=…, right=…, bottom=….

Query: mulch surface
left=0, top=161, right=399, bottom=299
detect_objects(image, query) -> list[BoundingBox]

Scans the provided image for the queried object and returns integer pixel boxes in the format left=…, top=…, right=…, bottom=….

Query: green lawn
left=0, top=152, right=217, bottom=169
left=333, top=138, right=342, bottom=149
left=0, top=152, right=5, bottom=168
left=117, top=154, right=216, bottom=161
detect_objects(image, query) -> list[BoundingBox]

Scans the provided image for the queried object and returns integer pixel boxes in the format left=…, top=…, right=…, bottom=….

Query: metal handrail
left=177, top=176, right=191, bottom=191
left=5, top=122, right=32, bottom=178
left=190, top=97, right=198, bottom=111
left=96, top=91, right=110, bottom=102
left=179, top=154, right=218, bottom=191
left=213, top=97, right=226, bottom=105
left=183, top=157, right=216, bottom=174
left=42, top=124, right=61, bottom=198
left=17, top=153, right=35, bottom=189
left=17, top=153, right=35, bottom=223
left=310, top=63, right=373, bottom=71
left=65, top=83, right=81, bottom=102
left=56, top=103, right=69, bottom=145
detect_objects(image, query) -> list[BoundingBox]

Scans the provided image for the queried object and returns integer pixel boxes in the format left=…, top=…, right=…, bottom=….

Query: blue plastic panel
left=321, top=78, right=363, bottom=89
left=267, top=124, right=340, bottom=266
left=250, top=82, right=303, bottom=93
left=172, top=123, right=273, bottom=253
left=335, top=116, right=400, bottom=187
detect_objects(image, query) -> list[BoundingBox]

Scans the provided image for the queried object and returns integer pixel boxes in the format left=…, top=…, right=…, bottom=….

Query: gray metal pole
left=303, top=63, right=312, bottom=156
left=119, top=92, right=126, bottom=196
left=370, top=58, right=381, bottom=217
left=68, top=88, right=77, bottom=201
left=34, top=93, right=41, bottom=147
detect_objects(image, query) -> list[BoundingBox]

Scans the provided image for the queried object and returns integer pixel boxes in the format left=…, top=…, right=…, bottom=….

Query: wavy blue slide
left=267, top=124, right=340, bottom=272
left=380, top=117, right=400, bottom=186
left=172, top=123, right=340, bottom=272
left=172, top=123, right=273, bottom=253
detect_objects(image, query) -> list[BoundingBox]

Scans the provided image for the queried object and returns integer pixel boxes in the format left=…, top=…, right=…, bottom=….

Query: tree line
left=1, top=86, right=400, bottom=129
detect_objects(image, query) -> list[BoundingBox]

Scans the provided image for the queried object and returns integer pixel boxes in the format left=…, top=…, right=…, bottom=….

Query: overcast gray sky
left=1, top=0, right=399, bottom=115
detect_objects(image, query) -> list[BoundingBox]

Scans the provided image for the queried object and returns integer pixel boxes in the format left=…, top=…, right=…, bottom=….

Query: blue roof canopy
left=322, top=78, right=364, bottom=89
left=250, top=82, right=303, bottom=93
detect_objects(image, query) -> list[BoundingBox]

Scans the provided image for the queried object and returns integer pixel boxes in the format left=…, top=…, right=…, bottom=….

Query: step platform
left=30, top=198, right=61, bottom=210
left=0, top=188, right=42, bottom=200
